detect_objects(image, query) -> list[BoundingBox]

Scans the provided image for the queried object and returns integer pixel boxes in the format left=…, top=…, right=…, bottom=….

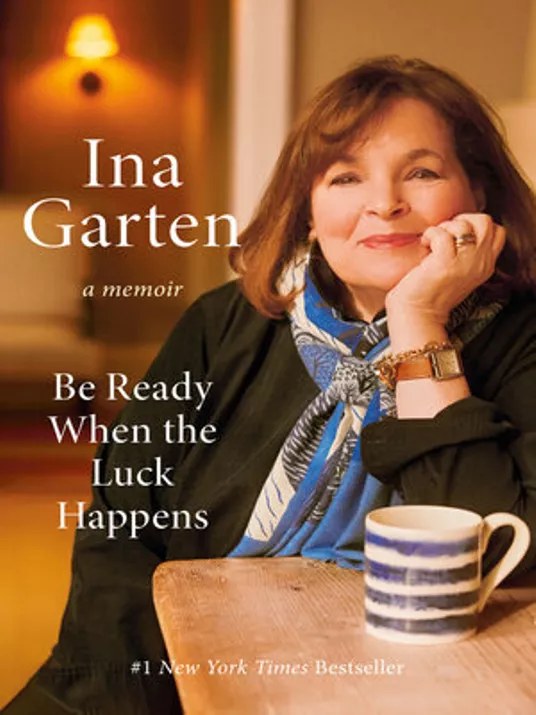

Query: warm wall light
left=65, top=14, right=119, bottom=94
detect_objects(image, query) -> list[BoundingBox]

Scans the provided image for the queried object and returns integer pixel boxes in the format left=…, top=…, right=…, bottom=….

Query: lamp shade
left=65, top=14, right=119, bottom=60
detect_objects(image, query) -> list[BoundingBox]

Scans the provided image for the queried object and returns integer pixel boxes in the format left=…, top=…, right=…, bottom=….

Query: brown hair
left=230, top=56, right=536, bottom=318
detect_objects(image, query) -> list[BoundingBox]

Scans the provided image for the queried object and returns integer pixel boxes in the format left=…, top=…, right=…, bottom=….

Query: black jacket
left=5, top=281, right=536, bottom=714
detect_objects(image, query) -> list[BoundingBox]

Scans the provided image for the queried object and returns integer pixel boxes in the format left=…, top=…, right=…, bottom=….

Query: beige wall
left=294, top=0, right=532, bottom=109
left=2, top=0, right=230, bottom=347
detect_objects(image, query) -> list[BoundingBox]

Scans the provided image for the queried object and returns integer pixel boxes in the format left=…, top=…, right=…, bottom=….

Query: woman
left=5, top=56, right=536, bottom=714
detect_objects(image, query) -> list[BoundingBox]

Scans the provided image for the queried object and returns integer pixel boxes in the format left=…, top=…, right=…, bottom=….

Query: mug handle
left=478, top=512, right=531, bottom=612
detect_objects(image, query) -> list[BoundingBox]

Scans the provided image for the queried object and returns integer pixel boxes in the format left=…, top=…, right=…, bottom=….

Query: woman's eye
left=330, top=174, right=360, bottom=186
left=408, top=168, right=440, bottom=180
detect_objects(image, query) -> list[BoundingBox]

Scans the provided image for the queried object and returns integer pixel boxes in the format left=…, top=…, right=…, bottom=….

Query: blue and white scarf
left=229, top=253, right=503, bottom=569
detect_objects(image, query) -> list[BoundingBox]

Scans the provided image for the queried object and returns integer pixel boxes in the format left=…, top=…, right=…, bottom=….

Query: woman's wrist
left=385, top=308, right=470, bottom=418
left=386, top=310, right=449, bottom=354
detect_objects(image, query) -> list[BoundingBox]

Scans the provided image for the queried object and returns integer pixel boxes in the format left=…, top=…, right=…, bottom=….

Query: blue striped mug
left=364, top=505, right=530, bottom=644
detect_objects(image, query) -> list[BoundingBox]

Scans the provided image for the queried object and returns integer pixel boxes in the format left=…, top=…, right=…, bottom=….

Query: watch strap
left=396, top=347, right=464, bottom=383
left=396, top=356, right=436, bottom=382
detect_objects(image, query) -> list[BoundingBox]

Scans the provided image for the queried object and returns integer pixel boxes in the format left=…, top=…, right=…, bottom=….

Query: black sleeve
left=2, top=292, right=227, bottom=715
left=361, top=323, right=536, bottom=576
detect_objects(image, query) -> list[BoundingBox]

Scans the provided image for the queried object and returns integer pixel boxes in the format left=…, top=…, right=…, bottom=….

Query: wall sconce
left=65, top=14, right=119, bottom=94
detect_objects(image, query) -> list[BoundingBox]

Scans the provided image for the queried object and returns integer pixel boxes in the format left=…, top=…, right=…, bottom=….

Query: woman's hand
left=385, top=213, right=506, bottom=328
left=385, top=213, right=504, bottom=417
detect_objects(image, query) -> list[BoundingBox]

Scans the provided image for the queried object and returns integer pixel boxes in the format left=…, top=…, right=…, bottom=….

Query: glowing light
left=65, top=15, right=119, bottom=60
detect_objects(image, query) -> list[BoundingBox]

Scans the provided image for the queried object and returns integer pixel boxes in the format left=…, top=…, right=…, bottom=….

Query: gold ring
left=454, top=232, right=477, bottom=249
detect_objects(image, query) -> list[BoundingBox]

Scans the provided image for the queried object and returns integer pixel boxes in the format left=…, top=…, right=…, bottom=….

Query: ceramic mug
left=364, top=505, right=530, bottom=644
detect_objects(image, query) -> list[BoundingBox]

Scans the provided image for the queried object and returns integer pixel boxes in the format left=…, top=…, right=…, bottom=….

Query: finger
left=458, top=219, right=504, bottom=282
left=420, top=225, right=458, bottom=260
left=451, top=213, right=495, bottom=244
left=491, top=224, right=506, bottom=255
left=439, top=217, right=480, bottom=246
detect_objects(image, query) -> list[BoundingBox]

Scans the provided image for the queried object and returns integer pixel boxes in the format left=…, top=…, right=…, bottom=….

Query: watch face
left=430, top=349, right=463, bottom=380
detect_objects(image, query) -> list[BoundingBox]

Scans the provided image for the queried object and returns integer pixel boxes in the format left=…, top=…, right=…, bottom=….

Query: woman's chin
left=344, top=268, right=419, bottom=296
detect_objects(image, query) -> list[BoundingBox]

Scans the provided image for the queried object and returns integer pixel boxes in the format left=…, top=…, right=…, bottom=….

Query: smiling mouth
left=361, top=233, right=421, bottom=249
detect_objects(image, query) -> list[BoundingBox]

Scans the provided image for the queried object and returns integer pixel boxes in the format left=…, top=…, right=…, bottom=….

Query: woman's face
left=310, top=97, right=482, bottom=320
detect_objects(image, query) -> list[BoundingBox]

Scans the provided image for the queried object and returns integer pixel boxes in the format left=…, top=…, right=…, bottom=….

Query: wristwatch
left=376, top=342, right=464, bottom=389
left=397, top=345, right=464, bottom=383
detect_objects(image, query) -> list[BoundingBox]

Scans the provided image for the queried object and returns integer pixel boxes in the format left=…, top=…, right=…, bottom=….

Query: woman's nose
left=362, top=183, right=409, bottom=219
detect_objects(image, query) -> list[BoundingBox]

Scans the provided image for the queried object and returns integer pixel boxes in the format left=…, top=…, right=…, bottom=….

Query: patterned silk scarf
left=229, top=254, right=503, bottom=568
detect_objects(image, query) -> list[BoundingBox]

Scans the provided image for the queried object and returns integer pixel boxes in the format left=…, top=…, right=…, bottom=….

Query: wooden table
left=153, top=558, right=536, bottom=715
